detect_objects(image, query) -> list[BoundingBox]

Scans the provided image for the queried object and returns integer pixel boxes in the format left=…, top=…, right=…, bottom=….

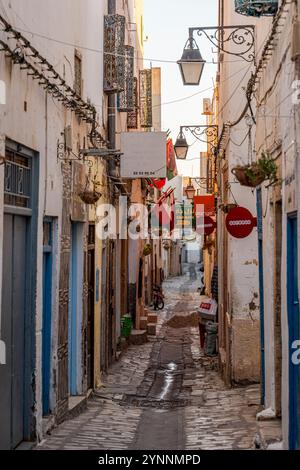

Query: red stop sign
left=226, top=207, right=257, bottom=239
left=197, top=216, right=216, bottom=236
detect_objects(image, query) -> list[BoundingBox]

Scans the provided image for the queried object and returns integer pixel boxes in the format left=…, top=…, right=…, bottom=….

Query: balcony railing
left=235, top=0, right=278, bottom=17
left=139, top=69, right=152, bottom=129
left=103, top=14, right=125, bottom=93
left=118, top=46, right=135, bottom=112
left=127, top=77, right=138, bottom=129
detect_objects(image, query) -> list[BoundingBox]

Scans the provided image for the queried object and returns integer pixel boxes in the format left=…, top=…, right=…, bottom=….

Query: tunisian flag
left=150, top=178, right=166, bottom=190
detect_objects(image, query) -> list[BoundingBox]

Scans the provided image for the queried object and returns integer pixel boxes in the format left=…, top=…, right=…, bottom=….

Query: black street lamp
left=174, top=130, right=189, bottom=160
left=185, top=184, right=196, bottom=200
left=177, top=37, right=206, bottom=86
left=175, top=125, right=218, bottom=159
left=178, top=25, right=255, bottom=86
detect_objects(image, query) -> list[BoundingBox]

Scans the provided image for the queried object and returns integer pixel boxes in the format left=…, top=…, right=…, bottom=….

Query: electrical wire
left=9, top=26, right=249, bottom=65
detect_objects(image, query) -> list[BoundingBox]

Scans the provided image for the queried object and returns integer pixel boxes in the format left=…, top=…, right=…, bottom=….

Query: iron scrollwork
left=118, top=45, right=134, bottom=112
left=103, top=14, right=126, bottom=94
left=182, top=125, right=219, bottom=152
left=127, top=77, right=138, bottom=129
left=191, top=25, right=255, bottom=63
left=57, top=140, right=96, bottom=170
left=140, top=69, right=152, bottom=128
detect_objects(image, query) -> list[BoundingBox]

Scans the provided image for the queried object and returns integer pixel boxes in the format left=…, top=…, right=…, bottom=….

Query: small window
left=74, top=52, right=82, bottom=97
left=4, top=148, right=31, bottom=208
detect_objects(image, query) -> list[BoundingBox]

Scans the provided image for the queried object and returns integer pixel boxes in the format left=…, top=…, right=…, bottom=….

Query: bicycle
left=153, top=284, right=164, bottom=311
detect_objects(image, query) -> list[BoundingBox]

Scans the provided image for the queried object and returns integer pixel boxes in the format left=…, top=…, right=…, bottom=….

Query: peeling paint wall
left=0, top=0, right=106, bottom=443
left=218, top=3, right=260, bottom=384
left=255, top=1, right=300, bottom=448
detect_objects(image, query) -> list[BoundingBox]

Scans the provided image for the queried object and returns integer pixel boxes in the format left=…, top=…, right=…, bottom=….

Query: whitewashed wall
left=218, top=3, right=261, bottom=382
left=255, top=0, right=299, bottom=448
left=0, top=0, right=106, bottom=440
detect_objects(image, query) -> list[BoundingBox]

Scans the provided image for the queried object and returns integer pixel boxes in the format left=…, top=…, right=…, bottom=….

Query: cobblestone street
left=38, top=275, right=262, bottom=451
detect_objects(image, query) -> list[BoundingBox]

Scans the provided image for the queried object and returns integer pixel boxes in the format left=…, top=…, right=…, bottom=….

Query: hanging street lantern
left=178, top=26, right=255, bottom=87
left=174, top=131, right=189, bottom=160
left=185, top=184, right=196, bottom=200
left=177, top=37, right=206, bottom=86
left=235, top=0, right=278, bottom=17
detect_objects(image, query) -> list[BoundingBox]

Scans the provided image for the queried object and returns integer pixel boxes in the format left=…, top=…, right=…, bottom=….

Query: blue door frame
left=256, top=188, right=265, bottom=405
left=0, top=140, right=38, bottom=448
left=287, top=213, right=300, bottom=449
left=69, top=224, right=78, bottom=396
left=42, top=219, right=53, bottom=416
left=68, top=223, right=84, bottom=396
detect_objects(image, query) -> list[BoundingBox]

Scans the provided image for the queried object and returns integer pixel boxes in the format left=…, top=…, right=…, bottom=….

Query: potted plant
left=78, top=186, right=101, bottom=204
left=232, top=152, right=278, bottom=188
left=78, top=177, right=101, bottom=205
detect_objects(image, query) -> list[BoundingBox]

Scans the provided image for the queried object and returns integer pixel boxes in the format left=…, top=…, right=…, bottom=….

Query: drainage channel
left=121, top=325, right=195, bottom=410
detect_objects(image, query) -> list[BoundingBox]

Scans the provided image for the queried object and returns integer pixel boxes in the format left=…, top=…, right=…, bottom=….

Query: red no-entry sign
left=226, top=207, right=257, bottom=239
left=197, top=216, right=216, bottom=236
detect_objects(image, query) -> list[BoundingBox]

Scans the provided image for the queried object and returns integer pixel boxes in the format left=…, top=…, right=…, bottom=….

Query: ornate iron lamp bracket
left=57, top=140, right=122, bottom=165
left=189, top=25, right=255, bottom=63
left=57, top=138, right=93, bottom=166
left=180, top=125, right=219, bottom=154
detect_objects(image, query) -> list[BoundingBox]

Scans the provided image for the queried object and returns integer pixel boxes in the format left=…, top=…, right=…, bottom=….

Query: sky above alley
left=144, top=0, right=218, bottom=177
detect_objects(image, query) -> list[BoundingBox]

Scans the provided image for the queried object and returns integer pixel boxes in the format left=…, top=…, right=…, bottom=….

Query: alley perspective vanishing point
left=1, top=0, right=300, bottom=461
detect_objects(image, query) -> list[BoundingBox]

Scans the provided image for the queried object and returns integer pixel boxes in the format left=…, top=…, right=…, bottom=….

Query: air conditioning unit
left=292, top=21, right=300, bottom=61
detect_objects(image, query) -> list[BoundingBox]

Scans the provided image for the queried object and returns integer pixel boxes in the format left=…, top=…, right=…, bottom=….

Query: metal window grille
left=4, top=149, right=31, bottom=208
left=118, top=46, right=135, bottom=112
left=127, top=77, right=138, bottom=129
left=235, top=0, right=278, bottom=17
left=139, top=69, right=152, bottom=128
left=103, top=14, right=126, bottom=94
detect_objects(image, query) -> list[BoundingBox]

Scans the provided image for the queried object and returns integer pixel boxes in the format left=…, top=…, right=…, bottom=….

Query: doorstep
left=67, top=389, right=93, bottom=420
left=255, top=417, right=282, bottom=449
left=15, top=441, right=36, bottom=450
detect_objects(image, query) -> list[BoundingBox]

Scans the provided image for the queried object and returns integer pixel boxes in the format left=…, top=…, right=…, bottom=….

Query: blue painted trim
left=287, top=213, right=299, bottom=449
left=5, top=138, right=39, bottom=443
left=256, top=188, right=265, bottom=406
left=42, top=219, right=53, bottom=416
left=69, top=224, right=78, bottom=396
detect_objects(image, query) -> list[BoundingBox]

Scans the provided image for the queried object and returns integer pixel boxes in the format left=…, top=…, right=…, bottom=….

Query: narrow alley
left=38, top=275, right=262, bottom=451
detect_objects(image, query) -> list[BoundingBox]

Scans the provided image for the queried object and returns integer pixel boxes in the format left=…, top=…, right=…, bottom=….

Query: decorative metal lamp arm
left=189, top=25, right=255, bottom=64
left=180, top=125, right=219, bottom=153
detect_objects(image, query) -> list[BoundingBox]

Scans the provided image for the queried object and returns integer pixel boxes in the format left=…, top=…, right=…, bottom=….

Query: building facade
left=214, top=0, right=300, bottom=449
left=0, top=0, right=167, bottom=450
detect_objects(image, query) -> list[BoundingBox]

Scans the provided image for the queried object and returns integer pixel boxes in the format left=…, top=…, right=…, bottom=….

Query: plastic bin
left=204, top=322, right=218, bottom=356
left=121, top=314, right=133, bottom=338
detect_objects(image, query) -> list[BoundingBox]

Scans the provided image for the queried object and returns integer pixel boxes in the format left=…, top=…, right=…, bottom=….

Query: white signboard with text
left=120, top=132, right=167, bottom=179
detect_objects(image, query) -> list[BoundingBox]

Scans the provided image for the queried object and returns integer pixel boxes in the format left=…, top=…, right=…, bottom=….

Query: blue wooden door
left=0, top=214, right=27, bottom=449
left=287, top=214, right=300, bottom=449
left=0, top=143, right=37, bottom=449
left=42, top=219, right=53, bottom=416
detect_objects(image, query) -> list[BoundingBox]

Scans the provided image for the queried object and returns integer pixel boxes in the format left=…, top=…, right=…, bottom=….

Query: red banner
left=194, top=195, right=215, bottom=217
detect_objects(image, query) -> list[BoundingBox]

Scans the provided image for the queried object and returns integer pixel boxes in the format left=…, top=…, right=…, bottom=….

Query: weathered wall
left=254, top=0, right=299, bottom=448
left=218, top=3, right=260, bottom=383
left=0, top=0, right=106, bottom=440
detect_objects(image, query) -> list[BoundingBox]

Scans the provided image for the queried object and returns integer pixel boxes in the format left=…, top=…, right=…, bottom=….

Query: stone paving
left=185, top=327, right=261, bottom=450
left=38, top=274, right=267, bottom=451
